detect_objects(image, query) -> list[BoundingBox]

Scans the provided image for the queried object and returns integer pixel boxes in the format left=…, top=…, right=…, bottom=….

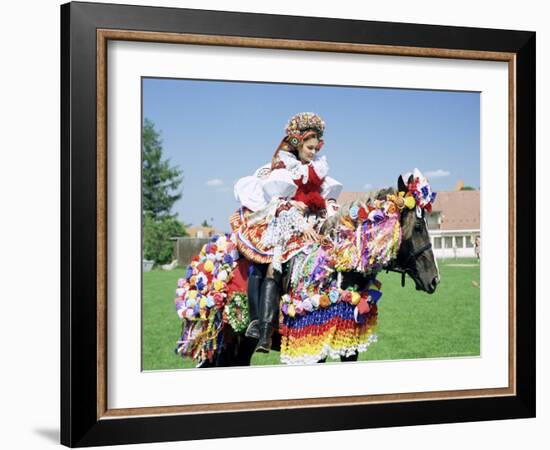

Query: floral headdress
left=403, top=168, right=437, bottom=213
left=272, top=112, right=326, bottom=169
left=285, top=112, right=325, bottom=150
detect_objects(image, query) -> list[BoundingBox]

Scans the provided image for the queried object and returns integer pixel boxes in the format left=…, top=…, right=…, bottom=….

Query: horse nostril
left=430, top=277, right=439, bottom=291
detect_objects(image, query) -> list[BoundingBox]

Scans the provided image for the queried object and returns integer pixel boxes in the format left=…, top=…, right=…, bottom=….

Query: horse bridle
left=386, top=215, right=433, bottom=288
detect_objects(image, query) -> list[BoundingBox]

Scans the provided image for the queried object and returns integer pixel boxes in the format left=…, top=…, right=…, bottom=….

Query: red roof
left=337, top=190, right=480, bottom=231
left=431, top=190, right=480, bottom=230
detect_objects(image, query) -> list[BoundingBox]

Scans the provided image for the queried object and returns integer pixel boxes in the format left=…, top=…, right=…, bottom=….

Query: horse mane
left=320, top=186, right=396, bottom=235
left=285, top=186, right=400, bottom=293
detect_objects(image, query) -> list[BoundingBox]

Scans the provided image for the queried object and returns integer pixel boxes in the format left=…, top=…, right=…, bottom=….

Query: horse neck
left=328, top=189, right=403, bottom=273
left=323, top=186, right=396, bottom=235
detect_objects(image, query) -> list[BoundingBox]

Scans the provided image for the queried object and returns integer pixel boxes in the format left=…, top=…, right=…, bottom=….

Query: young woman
left=230, top=112, right=343, bottom=352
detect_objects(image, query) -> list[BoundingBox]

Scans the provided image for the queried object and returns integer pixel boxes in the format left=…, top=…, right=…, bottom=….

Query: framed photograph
left=61, top=1, right=535, bottom=447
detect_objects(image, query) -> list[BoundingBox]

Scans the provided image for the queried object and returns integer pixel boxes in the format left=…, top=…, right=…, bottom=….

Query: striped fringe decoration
left=175, top=311, right=225, bottom=362
left=279, top=302, right=378, bottom=365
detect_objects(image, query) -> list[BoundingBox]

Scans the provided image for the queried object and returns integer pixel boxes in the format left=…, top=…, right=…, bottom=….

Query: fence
left=172, top=237, right=211, bottom=268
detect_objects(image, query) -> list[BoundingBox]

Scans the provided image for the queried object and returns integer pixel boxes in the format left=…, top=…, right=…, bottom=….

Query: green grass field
left=142, top=258, right=480, bottom=370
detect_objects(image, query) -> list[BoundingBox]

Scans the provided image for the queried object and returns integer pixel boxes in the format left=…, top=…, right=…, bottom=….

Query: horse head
left=391, top=169, right=440, bottom=294
left=316, top=169, right=439, bottom=295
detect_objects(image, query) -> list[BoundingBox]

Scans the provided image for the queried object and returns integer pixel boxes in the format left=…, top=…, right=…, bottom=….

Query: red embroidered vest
left=292, top=164, right=326, bottom=212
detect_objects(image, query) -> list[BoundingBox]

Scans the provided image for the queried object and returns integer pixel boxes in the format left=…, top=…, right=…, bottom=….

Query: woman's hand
left=302, top=223, right=320, bottom=242
left=326, top=199, right=340, bottom=217
left=290, top=200, right=308, bottom=213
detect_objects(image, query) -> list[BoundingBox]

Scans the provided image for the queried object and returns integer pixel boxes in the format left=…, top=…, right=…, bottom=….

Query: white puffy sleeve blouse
left=234, top=164, right=295, bottom=212
left=234, top=153, right=343, bottom=212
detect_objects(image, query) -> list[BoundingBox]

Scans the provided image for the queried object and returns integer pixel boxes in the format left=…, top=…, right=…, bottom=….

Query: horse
left=175, top=170, right=439, bottom=368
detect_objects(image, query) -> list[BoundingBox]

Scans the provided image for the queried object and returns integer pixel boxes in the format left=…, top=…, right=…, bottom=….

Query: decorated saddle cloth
left=229, top=202, right=319, bottom=270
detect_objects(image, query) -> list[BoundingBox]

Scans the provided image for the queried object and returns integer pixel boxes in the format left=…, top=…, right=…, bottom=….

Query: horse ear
left=397, top=174, right=407, bottom=192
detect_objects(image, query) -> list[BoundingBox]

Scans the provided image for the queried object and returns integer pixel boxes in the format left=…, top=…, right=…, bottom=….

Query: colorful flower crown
left=407, top=175, right=437, bottom=213
left=285, top=112, right=326, bottom=148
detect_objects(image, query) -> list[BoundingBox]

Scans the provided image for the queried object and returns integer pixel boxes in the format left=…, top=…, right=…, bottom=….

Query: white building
left=427, top=190, right=480, bottom=259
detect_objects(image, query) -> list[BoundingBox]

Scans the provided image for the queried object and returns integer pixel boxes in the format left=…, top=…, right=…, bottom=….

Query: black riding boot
left=244, top=264, right=265, bottom=340
left=255, top=277, right=281, bottom=353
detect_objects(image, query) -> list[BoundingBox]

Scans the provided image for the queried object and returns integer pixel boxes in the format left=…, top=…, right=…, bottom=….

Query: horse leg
left=214, top=342, right=240, bottom=367
left=340, top=352, right=358, bottom=362
left=196, top=358, right=216, bottom=368
left=234, top=336, right=257, bottom=366
left=195, top=328, right=242, bottom=367
left=317, top=352, right=358, bottom=364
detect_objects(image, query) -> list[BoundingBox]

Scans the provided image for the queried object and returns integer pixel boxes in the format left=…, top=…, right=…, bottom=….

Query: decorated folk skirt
left=278, top=301, right=379, bottom=365
left=229, top=207, right=312, bottom=266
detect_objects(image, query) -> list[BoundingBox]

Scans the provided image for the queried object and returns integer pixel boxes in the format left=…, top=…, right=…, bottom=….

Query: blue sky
left=142, top=78, right=480, bottom=232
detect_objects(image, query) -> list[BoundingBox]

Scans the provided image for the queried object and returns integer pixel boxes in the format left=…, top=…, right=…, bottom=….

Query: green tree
left=143, top=214, right=187, bottom=265
left=142, top=118, right=187, bottom=265
left=460, top=186, right=476, bottom=191
left=142, top=118, right=183, bottom=219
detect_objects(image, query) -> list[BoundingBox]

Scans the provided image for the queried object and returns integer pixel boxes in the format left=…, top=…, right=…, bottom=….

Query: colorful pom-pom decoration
left=174, top=233, right=244, bottom=362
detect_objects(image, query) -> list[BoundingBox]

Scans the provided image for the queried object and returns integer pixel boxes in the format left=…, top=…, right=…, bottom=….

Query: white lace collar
left=277, top=151, right=329, bottom=182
